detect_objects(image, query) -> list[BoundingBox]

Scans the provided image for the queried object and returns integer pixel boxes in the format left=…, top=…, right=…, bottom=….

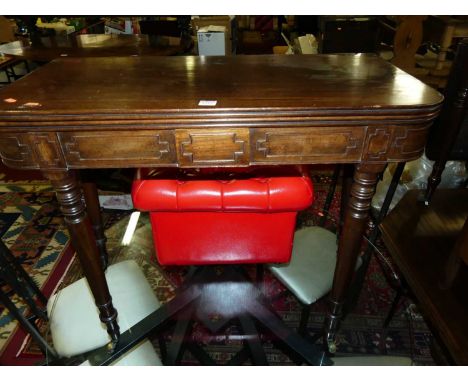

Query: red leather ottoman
left=131, top=166, right=314, bottom=266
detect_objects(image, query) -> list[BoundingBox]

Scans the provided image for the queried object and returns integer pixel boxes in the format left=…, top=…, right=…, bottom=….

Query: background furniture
left=380, top=189, right=468, bottom=365
left=345, top=38, right=468, bottom=322
left=0, top=34, right=181, bottom=63
left=318, top=16, right=380, bottom=54
left=424, top=38, right=468, bottom=201
left=0, top=54, right=30, bottom=86
left=378, top=39, right=468, bottom=365
left=0, top=54, right=442, bottom=358
left=423, top=16, right=468, bottom=71
left=378, top=16, right=468, bottom=90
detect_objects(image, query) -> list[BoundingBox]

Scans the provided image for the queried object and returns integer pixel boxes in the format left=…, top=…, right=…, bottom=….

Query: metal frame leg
left=0, top=288, right=58, bottom=358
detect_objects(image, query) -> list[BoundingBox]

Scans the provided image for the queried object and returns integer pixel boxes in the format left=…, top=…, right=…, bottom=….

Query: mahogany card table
left=0, top=54, right=442, bottom=360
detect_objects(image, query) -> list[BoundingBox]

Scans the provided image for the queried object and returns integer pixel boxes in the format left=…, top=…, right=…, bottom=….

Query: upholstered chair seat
left=268, top=225, right=362, bottom=338
left=269, top=226, right=338, bottom=306
left=47, top=260, right=162, bottom=365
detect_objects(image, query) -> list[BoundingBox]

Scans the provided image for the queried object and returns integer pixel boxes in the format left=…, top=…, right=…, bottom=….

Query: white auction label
left=198, top=100, right=217, bottom=106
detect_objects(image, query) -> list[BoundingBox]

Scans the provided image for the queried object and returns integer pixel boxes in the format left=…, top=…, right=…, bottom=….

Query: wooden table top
left=0, top=54, right=443, bottom=123
left=0, top=35, right=181, bottom=62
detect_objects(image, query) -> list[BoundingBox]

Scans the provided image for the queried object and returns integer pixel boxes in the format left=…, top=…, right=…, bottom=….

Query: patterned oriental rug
left=0, top=179, right=74, bottom=366
left=0, top=168, right=436, bottom=366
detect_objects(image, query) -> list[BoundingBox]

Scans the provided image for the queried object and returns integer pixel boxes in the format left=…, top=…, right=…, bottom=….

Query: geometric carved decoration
left=175, top=128, right=249, bottom=167
left=363, top=127, right=392, bottom=162
left=28, top=133, right=66, bottom=169
left=390, top=124, right=429, bottom=160
left=253, top=127, right=365, bottom=163
left=58, top=131, right=176, bottom=168
left=0, top=133, right=37, bottom=169
left=363, top=124, right=430, bottom=162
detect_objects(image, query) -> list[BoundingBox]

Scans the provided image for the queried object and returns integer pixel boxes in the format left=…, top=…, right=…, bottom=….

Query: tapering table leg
left=43, top=170, right=120, bottom=342
left=324, top=163, right=385, bottom=353
left=82, top=181, right=109, bottom=270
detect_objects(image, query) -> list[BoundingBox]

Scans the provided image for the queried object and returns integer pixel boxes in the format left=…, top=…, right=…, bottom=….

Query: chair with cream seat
left=268, top=226, right=363, bottom=340
left=266, top=164, right=364, bottom=343
left=46, top=260, right=163, bottom=365
left=268, top=226, right=339, bottom=337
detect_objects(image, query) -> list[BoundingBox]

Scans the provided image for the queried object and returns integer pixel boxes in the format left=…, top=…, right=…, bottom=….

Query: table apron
left=0, top=123, right=431, bottom=170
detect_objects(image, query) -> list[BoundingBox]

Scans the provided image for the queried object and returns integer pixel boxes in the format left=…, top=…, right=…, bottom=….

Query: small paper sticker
left=198, top=100, right=217, bottom=106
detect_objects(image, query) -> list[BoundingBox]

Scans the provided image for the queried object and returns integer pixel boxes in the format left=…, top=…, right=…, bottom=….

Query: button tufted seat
left=132, top=166, right=314, bottom=265
left=128, top=165, right=332, bottom=365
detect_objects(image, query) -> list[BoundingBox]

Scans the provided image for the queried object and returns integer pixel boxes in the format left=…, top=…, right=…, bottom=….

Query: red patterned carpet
left=0, top=166, right=436, bottom=365
left=0, top=180, right=74, bottom=365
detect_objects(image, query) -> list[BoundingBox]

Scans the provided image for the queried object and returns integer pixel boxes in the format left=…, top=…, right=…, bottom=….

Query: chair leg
left=24, top=60, right=31, bottom=73
left=157, top=336, right=167, bottom=364
left=185, top=342, right=217, bottom=365
left=226, top=347, right=250, bottom=365
left=165, top=304, right=196, bottom=365
left=298, top=304, right=311, bottom=337
left=319, top=165, right=341, bottom=227
left=81, top=284, right=202, bottom=366
left=0, top=239, right=48, bottom=308
left=383, top=288, right=404, bottom=328
left=239, top=314, right=269, bottom=365
left=245, top=298, right=332, bottom=365
left=256, top=264, right=264, bottom=292
left=0, top=288, right=58, bottom=359
left=0, top=251, right=47, bottom=321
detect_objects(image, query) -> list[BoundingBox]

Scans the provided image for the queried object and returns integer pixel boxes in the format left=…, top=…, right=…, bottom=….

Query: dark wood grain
left=0, top=54, right=442, bottom=122
left=43, top=169, right=119, bottom=341
left=380, top=189, right=468, bottom=365
left=324, top=162, right=385, bottom=352
left=82, top=180, right=109, bottom=270
left=0, top=34, right=180, bottom=62
left=0, top=54, right=443, bottom=351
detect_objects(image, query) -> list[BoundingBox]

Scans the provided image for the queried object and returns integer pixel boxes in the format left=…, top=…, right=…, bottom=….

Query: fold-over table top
left=0, top=54, right=443, bottom=123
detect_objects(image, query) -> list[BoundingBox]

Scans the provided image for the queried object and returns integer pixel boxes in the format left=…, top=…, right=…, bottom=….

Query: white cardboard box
left=197, top=25, right=226, bottom=56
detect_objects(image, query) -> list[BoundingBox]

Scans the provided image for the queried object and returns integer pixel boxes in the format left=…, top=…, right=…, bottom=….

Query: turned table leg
left=43, top=170, right=120, bottom=342
left=82, top=181, right=109, bottom=270
left=324, top=163, right=385, bottom=353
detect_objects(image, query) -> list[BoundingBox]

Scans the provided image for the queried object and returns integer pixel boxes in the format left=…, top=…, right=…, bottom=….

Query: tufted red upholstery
left=132, top=166, right=314, bottom=265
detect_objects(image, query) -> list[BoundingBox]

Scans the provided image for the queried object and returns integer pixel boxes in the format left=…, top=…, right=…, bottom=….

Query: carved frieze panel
left=175, top=128, right=250, bottom=167
left=252, top=127, right=365, bottom=163
left=58, top=130, right=176, bottom=168
left=28, top=132, right=66, bottom=169
left=389, top=124, right=429, bottom=161
left=362, top=127, right=392, bottom=162
left=363, top=124, right=430, bottom=162
left=0, top=133, right=38, bottom=169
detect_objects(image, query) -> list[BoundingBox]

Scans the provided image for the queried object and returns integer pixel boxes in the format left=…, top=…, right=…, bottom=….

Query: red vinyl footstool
left=131, top=166, right=314, bottom=266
